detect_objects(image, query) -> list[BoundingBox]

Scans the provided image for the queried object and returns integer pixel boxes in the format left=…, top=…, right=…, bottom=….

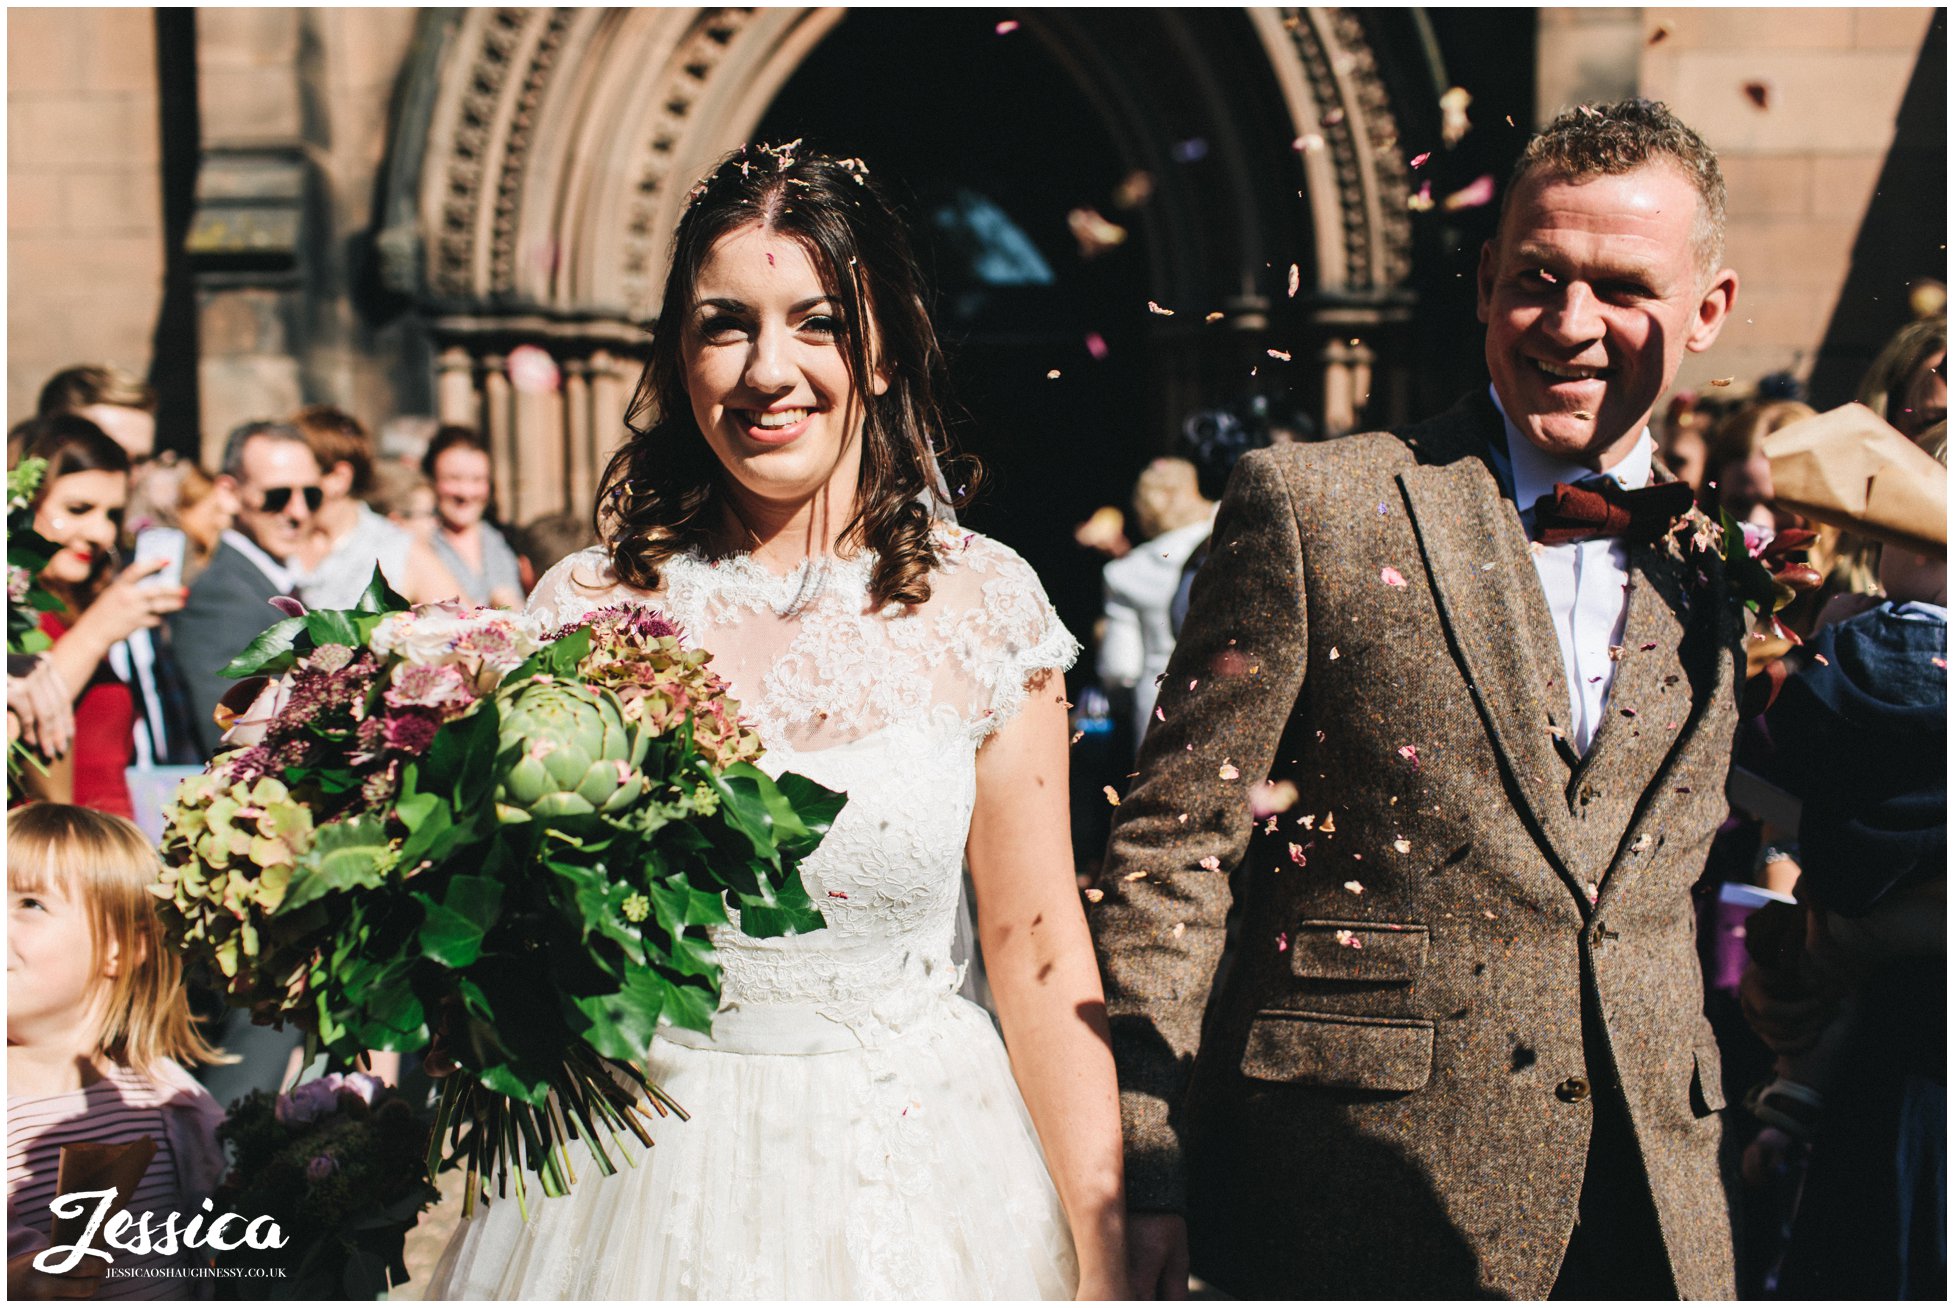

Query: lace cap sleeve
left=942, top=532, right=1080, bottom=742
left=525, top=546, right=625, bottom=630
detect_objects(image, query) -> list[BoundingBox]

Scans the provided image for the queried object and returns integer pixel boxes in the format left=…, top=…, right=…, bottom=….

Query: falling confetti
left=1292, top=132, right=1326, bottom=153
left=1442, top=175, right=1497, bottom=211
left=1410, top=151, right=1432, bottom=169
left=1381, top=566, right=1408, bottom=587
left=995, top=19, right=1019, bottom=34
left=1084, top=887, right=1104, bottom=903
left=1123, top=870, right=1148, bottom=882
left=1398, top=743, right=1421, bottom=769
left=1343, top=880, right=1365, bottom=895
left=1113, top=170, right=1156, bottom=209
left=1103, top=786, right=1121, bottom=806
left=1329, top=646, right=1340, bottom=660
left=1287, top=263, right=1301, bottom=297
left=1218, top=759, right=1241, bottom=781
left=1709, top=377, right=1734, bottom=387
left=1630, top=833, right=1653, bottom=852
left=1205, top=311, right=1225, bottom=322
left=1287, top=842, right=1308, bottom=868
left=1407, top=181, right=1435, bottom=212
left=1440, top=86, right=1473, bottom=146
left=506, top=344, right=562, bottom=395
left=1321, top=812, right=1336, bottom=834
left=1085, top=331, right=1109, bottom=360
left=1250, top=778, right=1300, bottom=817
left=1068, top=207, right=1129, bottom=258
left=1171, top=922, right=1187, bottom=939
left=1276, top=932, right=1290, bottom=952
left=1298, top=814, right=1316, bottom=831
left=1335, top=929, right=1363, bottom=949
left=1393, top=837, right=1412, bottom=854
left=1197, top=856, right=1222, bottom=874
left=1047, top=369, right=1062, bottom=380
left=1147, top=300, right=1175, bottom=316
left=1267, top=348, right=1293, bottom=362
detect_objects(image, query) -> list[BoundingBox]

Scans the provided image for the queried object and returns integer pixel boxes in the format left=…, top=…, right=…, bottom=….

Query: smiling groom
left=1092, top=100, right=1743, bottom=1299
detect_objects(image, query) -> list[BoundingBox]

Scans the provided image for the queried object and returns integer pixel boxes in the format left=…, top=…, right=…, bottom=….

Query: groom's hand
left=1126, top=1212, right=1189, bottom=1300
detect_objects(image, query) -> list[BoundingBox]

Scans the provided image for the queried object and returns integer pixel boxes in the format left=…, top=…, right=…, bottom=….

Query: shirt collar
left=221, top=528, right=298, bottom=592
left=1487, top=383, right=1654, bottom=511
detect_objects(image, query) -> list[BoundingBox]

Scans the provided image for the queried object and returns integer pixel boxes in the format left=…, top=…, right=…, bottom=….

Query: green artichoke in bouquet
left=494, top=679, right=650, bottom=822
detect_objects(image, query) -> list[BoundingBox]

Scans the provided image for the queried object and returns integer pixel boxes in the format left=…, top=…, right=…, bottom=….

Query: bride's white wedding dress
left=428, top=528, right=1082, bottom=1299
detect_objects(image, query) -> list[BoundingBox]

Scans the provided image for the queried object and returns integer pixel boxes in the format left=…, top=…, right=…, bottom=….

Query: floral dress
left=429, top=527, right=1082, bottom=1299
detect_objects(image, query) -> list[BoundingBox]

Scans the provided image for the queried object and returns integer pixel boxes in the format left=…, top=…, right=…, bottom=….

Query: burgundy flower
left=382, top=711, right=439, bottom=754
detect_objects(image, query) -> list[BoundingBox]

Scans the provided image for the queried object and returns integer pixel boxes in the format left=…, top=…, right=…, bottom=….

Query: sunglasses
left=254, top=485, right=324, bottom=513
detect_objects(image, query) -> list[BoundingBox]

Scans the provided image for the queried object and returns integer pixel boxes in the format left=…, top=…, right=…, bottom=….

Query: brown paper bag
left=49, top=1138, right=158, bottom=1246
left=1761, top=403, right=1947, bottom=555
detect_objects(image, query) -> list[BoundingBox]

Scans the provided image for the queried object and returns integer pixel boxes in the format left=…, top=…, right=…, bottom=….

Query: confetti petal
left=1287, top=263, right=1300, bottom=298
left=1084, top=887, right=1104, bottom=903
left=1046, top=369, right=1062, bottom=380
left=1267, top=348, right=1293, bottom=362
left=1410, top=151, right=1432, bottom=169
left=1381, top=566, right=1408, bottom=587
left=995, top=19, right=1019, bottom=34
left=1344, top=880, right=1364, bottom=894
left=1335, top=929, right=1363, bottom=949
left=1392, top=837, right=1411, bottom=854
left=1250, top=778, right=1300, bottom=817
left=1103, top=785, right=1121, bottom=806
left=1276, top=931, right=1290, bottom=952
left=1198, top=855, right=1221, bottom=872
left=1085, top=332, right=1109, bottom=360
left=1218, top=759, right=1241, bottom=781
left=1329, top=646, right=1340, bottom=660
left=1287, top=842, right=1308, bottom=868
left=1147, top=300, right=1175, bottom=316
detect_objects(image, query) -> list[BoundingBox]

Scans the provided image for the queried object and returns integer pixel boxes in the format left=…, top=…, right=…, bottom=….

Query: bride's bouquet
left=155, top=573, right=841, bottom=1212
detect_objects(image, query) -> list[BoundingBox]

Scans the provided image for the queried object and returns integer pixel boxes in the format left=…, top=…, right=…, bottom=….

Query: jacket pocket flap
left=1290, top=920, right=1429, bottom=982
left=1239, top=1010, right=1434, bottom=1092
left=1691, top=1043, right=1726, bottom=1116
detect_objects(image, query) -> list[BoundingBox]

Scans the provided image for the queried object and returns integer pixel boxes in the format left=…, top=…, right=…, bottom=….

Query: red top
left=37, top=611, right=135, bottom=820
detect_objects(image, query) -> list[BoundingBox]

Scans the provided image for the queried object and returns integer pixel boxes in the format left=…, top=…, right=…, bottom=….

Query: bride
left=429, top=143, right=1129, bottom=1299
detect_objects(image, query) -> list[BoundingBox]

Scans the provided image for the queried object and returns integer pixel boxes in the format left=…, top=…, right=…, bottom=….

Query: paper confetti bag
left=1762, top=402, right=1946, bottom=556
left=49, top=1139, right=158, bottom=1246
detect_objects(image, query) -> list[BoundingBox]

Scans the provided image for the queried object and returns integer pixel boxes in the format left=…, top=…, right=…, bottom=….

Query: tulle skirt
left=427, top=995, right=1078, bottom=1299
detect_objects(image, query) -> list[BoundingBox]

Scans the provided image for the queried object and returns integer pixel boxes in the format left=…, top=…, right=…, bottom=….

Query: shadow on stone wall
left=1808, top=12, right=1947, bottom=408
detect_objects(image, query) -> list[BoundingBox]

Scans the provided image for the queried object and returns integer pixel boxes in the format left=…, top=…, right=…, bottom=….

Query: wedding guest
left=1738, top=436, right=1946, bottom=1298
left=171, top=462, right=237, bottom=587
left=167, top=421, right=321, bottom=758
left=35, top=363, right=156, bottom=466
left=291, top=405, right=461, bottom=608
left=10, top=416, right=187, bottom=818
left=6, top=804, right=228, bottom=1298
left=508, top=510, right=595, bottom=591
left=1659, top=391, right=1711, bottom=493
left=1096, top=99, right=1746, bottom=1298
left=1858, top=313, right=1946, bottom=442
left=422, top=426, right=523, bottom=608
left=1098, top=457, right=1212, bottom=749
left=368, top=458, right=437, bottom=541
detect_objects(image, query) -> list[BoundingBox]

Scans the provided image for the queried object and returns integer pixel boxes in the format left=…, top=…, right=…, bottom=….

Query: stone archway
left=380, top=6, right=1422, bottom=521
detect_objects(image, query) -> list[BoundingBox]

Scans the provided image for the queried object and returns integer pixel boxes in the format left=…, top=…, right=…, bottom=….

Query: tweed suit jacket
left=168, top=540, right=286, bottom=758
left=1092, top=393, right=1741, bottom=1299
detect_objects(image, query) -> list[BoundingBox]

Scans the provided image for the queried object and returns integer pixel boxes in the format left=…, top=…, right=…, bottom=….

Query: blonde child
left=7, top=804, right=229, bottom=1299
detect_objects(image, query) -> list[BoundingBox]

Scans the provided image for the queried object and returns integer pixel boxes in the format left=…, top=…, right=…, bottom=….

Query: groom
left=1093, top=100, right=1743, bottom=1299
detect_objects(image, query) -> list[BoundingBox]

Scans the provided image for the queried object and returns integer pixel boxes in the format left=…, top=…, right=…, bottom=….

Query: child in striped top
left=7, top=804, right=230, bottom=1299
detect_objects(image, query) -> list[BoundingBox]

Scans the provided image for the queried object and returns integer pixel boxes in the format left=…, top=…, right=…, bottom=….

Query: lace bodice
left=526, top=528, right=1079, bottom=1035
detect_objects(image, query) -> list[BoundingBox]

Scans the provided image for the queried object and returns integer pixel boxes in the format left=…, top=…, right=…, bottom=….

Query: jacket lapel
left=1397, top=419, right=1585, bottom=895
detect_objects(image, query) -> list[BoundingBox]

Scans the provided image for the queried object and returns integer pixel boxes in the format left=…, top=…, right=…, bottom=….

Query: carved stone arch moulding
left=415, top=6, right=844, bottom=322
left=1249, top=6, right=1414, bottom=296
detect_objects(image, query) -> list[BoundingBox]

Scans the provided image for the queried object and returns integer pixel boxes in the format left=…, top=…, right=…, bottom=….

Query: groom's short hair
left=1501, top=98, right=1727, bottom=275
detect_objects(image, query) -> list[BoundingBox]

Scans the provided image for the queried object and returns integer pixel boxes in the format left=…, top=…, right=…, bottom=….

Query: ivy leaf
left=351, top=566, right=409, bottom=616
left=565, top=967, right=665, bottom=1061
left=414, top=875, right=503, bottom=968
left=771, top=771, right=848, bottom=855
left=658, top=975, right=716, bottom=1034
left=281, top=814, right=393, bottom=913
left=221, top=615, right=309, bottom=678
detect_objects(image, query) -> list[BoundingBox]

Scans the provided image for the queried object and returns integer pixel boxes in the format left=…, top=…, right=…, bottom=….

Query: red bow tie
left=1529, top=477, right=1695, bottom=546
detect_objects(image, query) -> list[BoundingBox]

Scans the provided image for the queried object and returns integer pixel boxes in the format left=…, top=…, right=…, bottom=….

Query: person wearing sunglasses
left=167, top=420, right=324, bottom=757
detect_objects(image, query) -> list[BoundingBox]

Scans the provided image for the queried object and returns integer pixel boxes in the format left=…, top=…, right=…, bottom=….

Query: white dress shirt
left=1488, top=387, right=1656, bottom=755
left=1098, top=514, right=1216, bottom=745
left=220, top=527, right=300, bottom=594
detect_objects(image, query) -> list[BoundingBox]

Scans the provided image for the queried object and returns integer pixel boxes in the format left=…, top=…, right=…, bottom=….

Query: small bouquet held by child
left=154, top=573, right=842, bottom=1215
left=209, top=1072, right=440, bottom=1298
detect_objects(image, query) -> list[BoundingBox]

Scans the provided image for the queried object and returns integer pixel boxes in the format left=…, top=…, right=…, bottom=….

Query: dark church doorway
left=755, top=8, right=1300, bottom=643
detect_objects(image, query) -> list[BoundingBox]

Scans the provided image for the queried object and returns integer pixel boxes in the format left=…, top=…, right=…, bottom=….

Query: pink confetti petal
left=1276, top=931, right=1290, bottom=952
left=1198, top=855, right=1221, bottom=872
left=1410, top=151, right=1431, bottom=169
left=1397, top=743, right=1421, bottom=770
left=1380, top=566, right=1408, bottom=587
left=1085, top=332, right=1109, bottom=360
left=995, top=19, right=1019, bottom=34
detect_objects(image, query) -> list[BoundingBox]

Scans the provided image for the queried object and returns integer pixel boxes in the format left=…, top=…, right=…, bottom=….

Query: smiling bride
left=427, top=143, right=1128, bottom=1300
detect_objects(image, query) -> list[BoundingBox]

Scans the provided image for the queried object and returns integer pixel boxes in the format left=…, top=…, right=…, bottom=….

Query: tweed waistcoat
left=1091, top=394, right=1741, bottom=1299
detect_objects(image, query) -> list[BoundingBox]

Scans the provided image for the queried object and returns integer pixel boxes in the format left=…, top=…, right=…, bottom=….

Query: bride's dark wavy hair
left=597, top=142, right=977, bottom=607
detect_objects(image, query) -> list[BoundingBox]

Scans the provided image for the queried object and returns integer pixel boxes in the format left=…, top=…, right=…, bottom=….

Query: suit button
left=1556, top=1076, right=1591, bottom=1103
